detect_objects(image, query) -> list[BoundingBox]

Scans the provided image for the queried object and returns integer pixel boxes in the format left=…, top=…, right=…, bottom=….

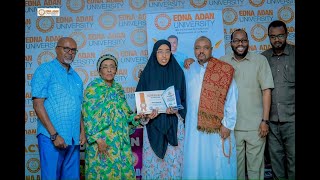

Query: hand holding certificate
left=135, top=86, right=184, bottom=114
left=161, top=86, right=184, bottom=111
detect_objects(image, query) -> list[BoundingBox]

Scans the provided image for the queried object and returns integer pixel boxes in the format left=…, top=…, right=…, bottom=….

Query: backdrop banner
left=25, top=1, right=295, bottom=179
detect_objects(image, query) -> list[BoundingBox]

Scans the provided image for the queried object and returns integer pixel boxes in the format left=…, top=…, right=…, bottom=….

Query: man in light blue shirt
left=31, top=37, right=87, bottom=180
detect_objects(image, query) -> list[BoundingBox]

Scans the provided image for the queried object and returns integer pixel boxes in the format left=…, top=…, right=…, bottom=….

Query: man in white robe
left=182, top=36, right=238, bottom=180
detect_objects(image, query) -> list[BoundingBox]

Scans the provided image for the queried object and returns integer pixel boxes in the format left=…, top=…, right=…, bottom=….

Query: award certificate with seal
left=135, top=86, right=184, bottom=114
left=135, top=90, right=167, bottom=114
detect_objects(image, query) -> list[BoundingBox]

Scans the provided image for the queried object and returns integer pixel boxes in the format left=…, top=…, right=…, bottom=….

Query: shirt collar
left=53, top=58, right=75, bottom=74
left=197, top=59, right=209, bottom=68
left=271, top=44, right=290, bottom=57
left=231, top=51, right=251, bottom=62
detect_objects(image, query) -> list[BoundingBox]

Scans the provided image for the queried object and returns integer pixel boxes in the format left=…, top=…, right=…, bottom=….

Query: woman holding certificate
left=82, top=54, right=144, bottom=179
left=136, top=39, right=187, bottom=179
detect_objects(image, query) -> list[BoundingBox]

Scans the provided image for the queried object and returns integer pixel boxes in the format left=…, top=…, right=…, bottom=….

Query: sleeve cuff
left=87, top=133, right=101, bottom=144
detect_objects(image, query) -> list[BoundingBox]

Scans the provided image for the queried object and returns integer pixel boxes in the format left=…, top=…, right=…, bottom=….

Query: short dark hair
left=230, top=29, right=248, bottom=40
left=168, top=35, right=178, bottom=41
left=267, top=20, right=288, bottom=35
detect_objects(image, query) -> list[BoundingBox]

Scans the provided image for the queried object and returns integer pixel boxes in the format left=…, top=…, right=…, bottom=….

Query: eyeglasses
left=57, top=46, right=78, bottom=54
left=194, top=46, right=212, bottom=51
left=157, top=50, right=171, bottom=56
left=269, top=34, right=286, bottom=40
left=100, top=65, right=117, bottom=71
left=231, top=39, right=249, bottom=44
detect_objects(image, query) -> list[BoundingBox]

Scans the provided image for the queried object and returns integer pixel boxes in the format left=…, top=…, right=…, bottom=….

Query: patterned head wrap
left=96, top=54, right=118, bottom=72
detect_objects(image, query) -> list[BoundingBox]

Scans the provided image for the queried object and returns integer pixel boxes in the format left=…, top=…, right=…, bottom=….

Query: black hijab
left=136, top=39, right=187, bottom=159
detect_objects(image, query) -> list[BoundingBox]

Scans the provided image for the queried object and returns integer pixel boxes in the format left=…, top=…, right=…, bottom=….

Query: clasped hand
left=220, top=125, right=230, bottom=139
left=96, top=138, right=109, bottom=160
left=166, top=107, right=178, bottom=115
left=259, top=122, right=269, bottom=138
left=134, top=109, right=159, bottom=121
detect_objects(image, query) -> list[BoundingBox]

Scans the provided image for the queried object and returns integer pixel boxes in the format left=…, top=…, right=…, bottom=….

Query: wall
left=25, top=0, right=295, bottom=179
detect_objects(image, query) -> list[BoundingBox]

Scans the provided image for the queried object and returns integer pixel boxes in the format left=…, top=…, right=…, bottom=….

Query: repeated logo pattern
left=25, top=1, right=295, bottom=179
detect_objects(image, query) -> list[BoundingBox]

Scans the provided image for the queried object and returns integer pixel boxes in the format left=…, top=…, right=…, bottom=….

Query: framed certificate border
left=135, top=90, right=167, bottom=114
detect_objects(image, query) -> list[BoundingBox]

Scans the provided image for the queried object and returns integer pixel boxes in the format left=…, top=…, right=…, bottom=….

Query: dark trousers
left=268, top=121, right=295, bottom=180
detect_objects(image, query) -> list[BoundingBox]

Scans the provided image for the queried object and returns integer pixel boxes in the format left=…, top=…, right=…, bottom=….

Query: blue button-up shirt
left=31, top=59, right=83, bottom=145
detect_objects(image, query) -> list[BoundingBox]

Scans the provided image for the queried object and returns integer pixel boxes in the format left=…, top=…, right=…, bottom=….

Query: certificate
left=135, top=86, right=184, bottom=114
left=135, top=90, right=167, bottom=114
left=161, top=86, right=184, bottom=111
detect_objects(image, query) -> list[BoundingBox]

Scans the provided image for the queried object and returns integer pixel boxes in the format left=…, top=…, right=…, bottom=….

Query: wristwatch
left=50, top=132, right=59, bottom=141
left=261, top=119, right=269, bottom=125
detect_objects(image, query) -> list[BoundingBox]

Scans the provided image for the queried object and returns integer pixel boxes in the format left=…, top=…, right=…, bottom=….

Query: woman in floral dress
left=82, top=54, right=144, bottom=180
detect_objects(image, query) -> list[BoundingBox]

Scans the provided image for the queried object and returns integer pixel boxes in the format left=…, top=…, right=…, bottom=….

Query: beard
left=272, top=41, right=286, bottom=51
left=64, top=59, right=73, bottom=64
left=196, top=53, right=209, bottom=64
left=231, top=45, right=248, bottom=58
left=63, top=55, right=73, bottom=64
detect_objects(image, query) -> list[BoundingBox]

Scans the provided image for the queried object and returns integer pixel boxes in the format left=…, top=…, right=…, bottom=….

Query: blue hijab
left=136, top=39, right=187, bottom=159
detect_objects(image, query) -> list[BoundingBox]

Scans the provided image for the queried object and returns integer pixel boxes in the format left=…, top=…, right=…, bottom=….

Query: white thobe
left=182, top=61, right=238, bottom=179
